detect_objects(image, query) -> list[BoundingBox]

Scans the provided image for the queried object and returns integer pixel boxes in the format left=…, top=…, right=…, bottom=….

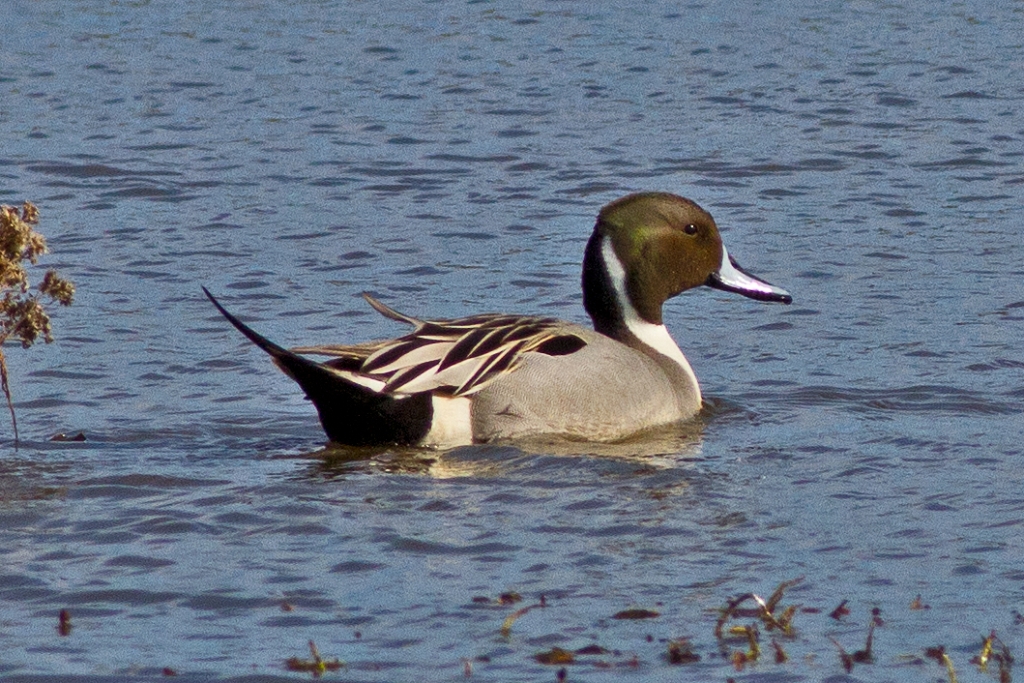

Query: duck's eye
left=683, top=224, right=698, bottom=236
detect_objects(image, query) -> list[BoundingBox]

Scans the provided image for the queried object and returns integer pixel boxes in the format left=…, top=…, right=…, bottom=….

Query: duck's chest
left=467, top=340, right=700, bottom=443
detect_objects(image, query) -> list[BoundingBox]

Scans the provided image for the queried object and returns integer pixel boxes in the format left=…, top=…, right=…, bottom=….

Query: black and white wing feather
left=293, top=294, right=587, bottom=397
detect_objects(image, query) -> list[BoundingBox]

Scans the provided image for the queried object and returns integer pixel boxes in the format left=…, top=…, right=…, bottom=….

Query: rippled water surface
left=3, top=1, right=1024, bottom=680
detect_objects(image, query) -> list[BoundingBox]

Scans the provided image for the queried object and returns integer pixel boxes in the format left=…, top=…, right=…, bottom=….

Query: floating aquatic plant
left=285, top=640, right=343, bottom=677
left=498, top=593, right=546, bottom=637
left=0, top=202, right=75, bottom=442
left=926, top=645, right=958, bottom=683
left=665, top=638, right=700, bottom=664
left=534, top=647, right=574, bottom=665
left=500, top=602, right=543, bottom=637
left=972, top=630, right=1013, bottom=683
left=715, top=576, right=802, bottom=643
left=612, top=607, right=660, bottom=620
left=478, top=583, right=1011, bottom=678
left=57, top=609, right=72, bottom=636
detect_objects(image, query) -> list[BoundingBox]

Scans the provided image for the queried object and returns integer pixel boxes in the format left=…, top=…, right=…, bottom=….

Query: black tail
left=202, top=288, right=432, bottom=446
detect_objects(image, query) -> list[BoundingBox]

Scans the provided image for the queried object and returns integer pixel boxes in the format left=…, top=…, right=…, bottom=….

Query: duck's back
left=470, top=325, right=700, bottom=443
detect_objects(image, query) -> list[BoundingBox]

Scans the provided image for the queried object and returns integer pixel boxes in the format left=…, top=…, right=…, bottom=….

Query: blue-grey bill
left=707, top=248, right=792, bottom=304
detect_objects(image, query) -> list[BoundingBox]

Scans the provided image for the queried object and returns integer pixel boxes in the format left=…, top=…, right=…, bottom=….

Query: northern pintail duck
left=204, top=192, right=791, bottom=447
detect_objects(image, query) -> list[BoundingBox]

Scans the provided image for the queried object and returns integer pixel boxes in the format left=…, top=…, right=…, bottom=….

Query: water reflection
left=300, top=418, right=704, bottom=480
left=0, top=457, right=72, bottom=504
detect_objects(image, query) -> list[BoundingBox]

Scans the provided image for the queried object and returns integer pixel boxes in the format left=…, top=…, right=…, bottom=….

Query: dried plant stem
left=0, top=201, right=75, bottom=444
left=0, top=352, right=17, bottom=442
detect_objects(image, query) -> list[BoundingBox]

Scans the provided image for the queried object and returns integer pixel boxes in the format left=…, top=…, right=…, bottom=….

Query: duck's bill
left=706, top=248, right=792, bottom=303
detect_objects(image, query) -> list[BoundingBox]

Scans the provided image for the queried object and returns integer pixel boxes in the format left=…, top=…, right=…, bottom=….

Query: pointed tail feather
left=202, top=287, right=295, bottom=361
left=361, top=292, right=423, bottom=327
left=202, top=287, right=433, bottom=445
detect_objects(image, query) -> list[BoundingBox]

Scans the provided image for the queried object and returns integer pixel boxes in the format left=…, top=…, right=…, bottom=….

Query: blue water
left=2, top=1, right=1023, bottom=680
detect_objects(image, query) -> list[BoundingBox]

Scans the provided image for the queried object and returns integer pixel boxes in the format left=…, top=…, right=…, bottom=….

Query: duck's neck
left=582, top=231, right=629, bottom=339
left=582, top=234, right=697, bottom=387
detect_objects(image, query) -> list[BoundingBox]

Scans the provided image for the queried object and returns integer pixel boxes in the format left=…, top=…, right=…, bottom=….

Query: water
left=2, top=0, right=1023, bottom=680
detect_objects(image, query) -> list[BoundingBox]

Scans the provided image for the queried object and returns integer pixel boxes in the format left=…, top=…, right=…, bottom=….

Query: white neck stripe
left=599, top=238, right=698, bottom=386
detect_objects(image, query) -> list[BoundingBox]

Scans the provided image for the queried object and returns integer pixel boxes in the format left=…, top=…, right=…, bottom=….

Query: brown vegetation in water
left=0, top=201, right=75, bottom=442
left=46, top=582, right=1015, bottom=680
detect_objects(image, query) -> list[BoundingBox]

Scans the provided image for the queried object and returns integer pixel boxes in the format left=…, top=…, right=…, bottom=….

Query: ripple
left=744, top=384, right=1022, bottom=415
left=63, top=588, right=183, bottom=607
left=383, top=535, right=520, bottom=556
left=26, top=162, right=179, bottom=178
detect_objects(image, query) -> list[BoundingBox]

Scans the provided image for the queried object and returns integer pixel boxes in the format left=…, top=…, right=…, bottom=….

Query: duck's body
left=465, top=323, right=698, bottom=443
left=205, top=192, right=791, bottom=447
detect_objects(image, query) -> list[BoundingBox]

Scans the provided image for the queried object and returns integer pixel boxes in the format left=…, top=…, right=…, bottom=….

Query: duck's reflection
left=298, top=417, right=705, bottom=480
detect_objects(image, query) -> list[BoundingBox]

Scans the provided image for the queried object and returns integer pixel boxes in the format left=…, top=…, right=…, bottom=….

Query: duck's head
left=583, top=192, right=791, bottom=335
